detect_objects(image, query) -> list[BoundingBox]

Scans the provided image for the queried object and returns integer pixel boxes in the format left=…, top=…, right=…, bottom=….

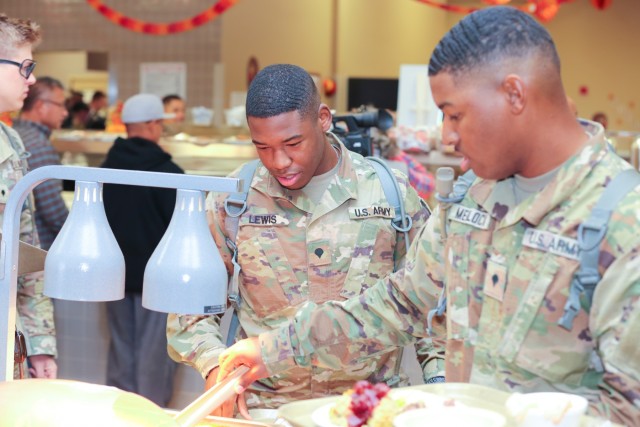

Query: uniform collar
left=469, top=120, right=608, bottom=227
left=251, top=133, right=359, bottom=214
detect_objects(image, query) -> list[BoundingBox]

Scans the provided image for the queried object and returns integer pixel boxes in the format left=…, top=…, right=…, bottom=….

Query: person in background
left=61, top=89, right=83, bottom=129
left=65, top=89, right=83, bottom=110
left=13, top=76, right=69, bottom=250
left=167, top=64, right=436, bottom=418
left=101, top=93, right=181, bottom=406
left=162, top=94, right=186, bottom=124
left=374, top=133, right=435, bottom=200
left=592, top=112, right=608, bottom=130
left=0, top=13, right=57, bottom=379
left=85, top=90, right=107, bottom=130
left=67, top=101, right=89, bottom=130
left=217, top=7, right=640, bottom=425
left=162, top=94, right=187, bottom=136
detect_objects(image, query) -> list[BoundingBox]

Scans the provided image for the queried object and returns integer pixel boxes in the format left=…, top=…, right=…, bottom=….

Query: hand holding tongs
left=173, top=365, right=272, bottom=427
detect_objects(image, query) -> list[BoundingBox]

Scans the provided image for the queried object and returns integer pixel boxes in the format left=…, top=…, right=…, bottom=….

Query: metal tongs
left=173, top=365, right=273, bottom=427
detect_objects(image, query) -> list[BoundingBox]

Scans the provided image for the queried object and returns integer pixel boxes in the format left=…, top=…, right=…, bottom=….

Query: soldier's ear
left=502, top=75, right=526, bottom=115
left=318, top=104, right=332, bottom=132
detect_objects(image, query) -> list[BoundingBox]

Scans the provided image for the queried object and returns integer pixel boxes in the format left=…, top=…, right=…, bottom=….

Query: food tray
left=276, top=383, right=618, bottom=427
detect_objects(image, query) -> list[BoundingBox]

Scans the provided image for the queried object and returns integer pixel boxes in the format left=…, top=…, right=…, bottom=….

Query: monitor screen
left=347, top=78, right=399, bottom=111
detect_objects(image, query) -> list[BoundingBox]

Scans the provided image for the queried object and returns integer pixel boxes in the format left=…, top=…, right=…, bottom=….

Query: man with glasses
left=0, top=13, right=58, bottom=380
left=13, top=77, right=70, bottom=251
left=101, top=93, right=182, bottom=406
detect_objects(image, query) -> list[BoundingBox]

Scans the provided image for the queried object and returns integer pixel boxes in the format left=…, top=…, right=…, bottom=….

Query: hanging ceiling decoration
left=590, top=0, right=613, bottom=9
left=414, top=0, right=601, bottom=22
left=86, top=0, right=238, bottom=35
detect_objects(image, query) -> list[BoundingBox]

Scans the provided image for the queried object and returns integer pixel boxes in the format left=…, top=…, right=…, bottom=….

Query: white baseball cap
left=121, top=93, right=175, bottom=124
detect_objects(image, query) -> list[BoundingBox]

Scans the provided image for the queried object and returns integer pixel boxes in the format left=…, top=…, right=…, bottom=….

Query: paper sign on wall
left=396, top=64, right=441, bottom=128
left=140, top=62, right=186, bottom=99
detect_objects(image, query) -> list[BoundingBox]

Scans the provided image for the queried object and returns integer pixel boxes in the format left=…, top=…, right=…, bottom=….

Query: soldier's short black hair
left=246, top=64, right=319, bottom=120
left=429, top=6, right=560, bottom=77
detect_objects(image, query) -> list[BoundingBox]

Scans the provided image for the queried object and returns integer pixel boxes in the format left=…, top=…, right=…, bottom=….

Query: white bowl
left=505, top=392, right=588, bottom=427
left=393, top=406, right=506, bottom=427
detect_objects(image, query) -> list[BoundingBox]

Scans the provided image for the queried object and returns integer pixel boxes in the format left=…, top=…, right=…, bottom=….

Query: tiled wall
left=3, top=0, right=222, bottom=107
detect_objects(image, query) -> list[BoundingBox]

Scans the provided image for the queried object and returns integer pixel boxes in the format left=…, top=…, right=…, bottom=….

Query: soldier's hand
left=217, top=337, right=269, bottom=394
left=28, top=355, right=57, bottom=379
left=205, top=366, right=236, bottom=418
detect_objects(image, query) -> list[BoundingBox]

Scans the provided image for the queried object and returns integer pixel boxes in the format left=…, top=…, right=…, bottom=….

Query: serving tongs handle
left=173, top=365, right=251, bottom=427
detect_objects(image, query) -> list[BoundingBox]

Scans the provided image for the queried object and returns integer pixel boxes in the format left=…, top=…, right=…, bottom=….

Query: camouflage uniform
left=167, top=136, right=433, bottom=407
left=0, top=122, right=57, bottom=379
left=258, top=123, right=640, bottom=425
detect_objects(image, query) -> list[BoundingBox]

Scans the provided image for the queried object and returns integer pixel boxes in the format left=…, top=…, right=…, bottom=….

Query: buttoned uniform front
left=0, top=122, right=57, bottom=379
left=258, top=122, right=640, bottom=425
left=167, top=136, right=433, bottom=408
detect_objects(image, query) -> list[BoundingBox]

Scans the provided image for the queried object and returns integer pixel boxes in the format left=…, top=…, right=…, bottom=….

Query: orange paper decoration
left=323, top=79, right=337, bottom=97
left=415, top=0, right=574, bottom=22
left=86, top=0, right=238, bottom=35
left=533, top=0, right=560, bottom=22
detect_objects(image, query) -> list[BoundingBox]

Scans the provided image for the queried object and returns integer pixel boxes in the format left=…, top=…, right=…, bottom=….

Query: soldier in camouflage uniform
left=218, top=8, right=640, bottom=425
left=0, top=14, right=57, bottom=379
left=167, top=64, right=434, bottom=417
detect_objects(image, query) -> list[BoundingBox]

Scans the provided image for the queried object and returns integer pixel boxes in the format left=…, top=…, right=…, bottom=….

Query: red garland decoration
left=590, top=0, right=613, bottom=10
left=86, top=0, right=238, bottom=35
left=414, top=0, right=574, bottom=22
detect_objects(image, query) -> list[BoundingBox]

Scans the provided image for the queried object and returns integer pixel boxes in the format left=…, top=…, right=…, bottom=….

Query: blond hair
left=0, top=13, right=41, bottom=58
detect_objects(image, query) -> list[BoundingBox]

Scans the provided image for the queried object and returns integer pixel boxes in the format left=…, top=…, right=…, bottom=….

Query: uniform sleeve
left=16, top=191, right=57, bottom=357
left=166, top=190, right=234, bottom=379
left=389, top=169, right=445, bottom=382
left=415, top=336, right=446, bottom=383
left=591, top=249, right=640, bottom=426
left=16, top=271, right=56, bottom=357
left=259, top=208, right=447, bottom=375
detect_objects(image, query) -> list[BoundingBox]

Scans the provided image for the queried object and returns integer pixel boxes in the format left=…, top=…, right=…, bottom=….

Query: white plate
left=311, top=403, right=340, bottom=427
left=393, top=406, right=506, bottom=427
left=309, top=390, right=456, bottom=427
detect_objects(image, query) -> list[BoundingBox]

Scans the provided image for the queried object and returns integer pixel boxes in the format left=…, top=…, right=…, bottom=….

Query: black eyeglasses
left=42, top=99, right=66, bottom=109
left=0, top=58, right=36, bottom=79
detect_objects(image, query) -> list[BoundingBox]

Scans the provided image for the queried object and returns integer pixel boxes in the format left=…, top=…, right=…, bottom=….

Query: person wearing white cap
left=100, top=93, right=183, bottom=406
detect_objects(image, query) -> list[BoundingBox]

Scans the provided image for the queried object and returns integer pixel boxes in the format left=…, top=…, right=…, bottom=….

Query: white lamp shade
left=142, top=189, right=227, bottom=314
left=44, top=181, right=125, bottom=301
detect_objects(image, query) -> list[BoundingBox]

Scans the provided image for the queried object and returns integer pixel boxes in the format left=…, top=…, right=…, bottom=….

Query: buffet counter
left=51, top=130, right=258, bottom=177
